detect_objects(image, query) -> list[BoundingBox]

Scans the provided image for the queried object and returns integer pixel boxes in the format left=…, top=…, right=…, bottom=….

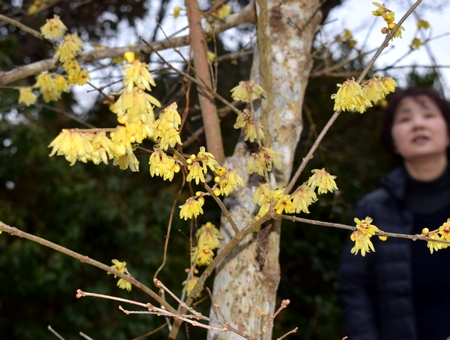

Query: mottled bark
left=208, top=1, right=321, bottom=339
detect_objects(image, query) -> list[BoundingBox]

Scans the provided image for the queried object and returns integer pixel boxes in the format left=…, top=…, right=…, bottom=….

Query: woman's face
left=391, top=95, right=449, bottom=161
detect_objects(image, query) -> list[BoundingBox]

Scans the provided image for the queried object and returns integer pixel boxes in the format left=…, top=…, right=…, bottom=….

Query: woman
left=339, top=87, right=450, bottom=340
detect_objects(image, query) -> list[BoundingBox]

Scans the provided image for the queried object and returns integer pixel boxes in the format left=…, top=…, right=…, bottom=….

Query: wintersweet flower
left=307, top=168, right=338, bottom=194
left=230, top=80, right=266, bottom=103
left=197, top=146, right=219, bottom=172
left=179, top=196, right=205, bottom=220
left=331, top=78, right=372, bottom=113
left=248, top=147, right=283, bottom=176
left=109, top=259, right=127, bottom=275
left=54, top=33, right=83, bottom=63
left=234, top=109, right=265, bottom=142
left=149, top=149, right=180, bottom=181
left=363, top=75, right=396, bottom=104
left=372, top=2, right=387, bottom=17
left=113, top=151, right=139, bottom=172
left=183, top=274, right=202, bottom=298
left=212, top=5, right=231, bottom=19
left=48, top=129, right=93, bottom=166
left=173, top=6, right=182, bottom=18
left=354, top=217, right=379, bottom=236
left=40, top=15, right=67, bottom=40
left=110, top=125, right=133, bottom=157
left=350, top=230, right=375, bottom=257
left=36, top=72, right=69, bottom=102
left=186, top=161, right=206, bottom=185
left=123, top=53, right=156, bottom=92
left=411, top=38, right=423, bottom=50
left=417, top=20, right=430, bottom=30
left=274, top=193, right=293, bottom=215
left=196, top=222, right=222, bottom=250
left=439, top=219, right=450, bottom=241
left=226, top=168, right=244, bottom=192
left=196, top=245, right=214, bottom=266
left=392, top=25, right=405, bottom=39
left=117, top=278, right=132, bottom=291
left=291, top=183, right=318, bottom=214
left=91, top=131, right=116, bottom=165
left=426, top=232, right=442, bottom=254
left=18, top=87, right=37, bottom=106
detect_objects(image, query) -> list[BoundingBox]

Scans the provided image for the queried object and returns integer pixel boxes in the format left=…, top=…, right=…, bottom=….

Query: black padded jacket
left=338, top=167, right=417, bottom=340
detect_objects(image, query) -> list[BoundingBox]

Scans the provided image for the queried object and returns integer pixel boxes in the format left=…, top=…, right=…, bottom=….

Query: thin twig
left=285, top=0, right=423, bottom=194
left=0, top=221, right=176, bottom=313
left=277, top=327, right=298, bottom=340
left=79, top=332, right=94, bottom=340
left=48, top=325, right=65, bottom=340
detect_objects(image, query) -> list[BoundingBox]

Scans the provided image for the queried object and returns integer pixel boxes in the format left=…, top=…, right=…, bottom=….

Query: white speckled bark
left=208, top=1, right=321, bottom=339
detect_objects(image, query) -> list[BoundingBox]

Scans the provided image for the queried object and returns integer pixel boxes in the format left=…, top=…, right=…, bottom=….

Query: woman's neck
left=404, top=155, right=448, bottom=181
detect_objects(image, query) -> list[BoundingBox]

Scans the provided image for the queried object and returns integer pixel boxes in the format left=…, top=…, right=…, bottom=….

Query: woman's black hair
left=380, top=86, right=450, bottom=157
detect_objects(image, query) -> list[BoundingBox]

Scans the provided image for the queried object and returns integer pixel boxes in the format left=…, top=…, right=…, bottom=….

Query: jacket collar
left=380, top=166, right=408, bottom=202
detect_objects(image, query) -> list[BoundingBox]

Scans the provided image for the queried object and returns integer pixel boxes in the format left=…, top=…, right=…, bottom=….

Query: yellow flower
left=234, top=109, right=265, bottom=142
left=196, top=222, right=222, bottom=250
left=439, top=219, right=450, bottom=241
left=108, top=259, right=127, bottom=276
left=213, top=4, right=231, bottom=19
left=392, top=25, right=405, bottom=39
left=350, top=230, right=375, bottom=257
left=225, top=168, right=244, bottom=192
left=291, top=184, right=317, bottom=214
left=354, top=216, right=379, bottom=236
left=307, top=168, right=338, bottom=195
left=197, top=146, right=219, bottom=172
left=113, top=151, right=139, bottom=172
left=183, top=274, right=202, bottom=298
left=426, top=232, right=442, bottom=254
left=248, top=147, right=283, bottom=176
left=18, top=87, right=37, bottom=106
left=36, top=72, right=69, bottom=102
left=187, top=161, right=206, bottom=185
left=123, top=55, right=157, bottom=92
left=363, top=75, right=396, bottom=103
left=417, top=20, right=430, bottom=30
left=40, top=15, right=67, bottom=40
left=149, top=149, right=180, bottom=181
left=207, top=51, right=216, bottom=62
left=91, top=131, right=116, bottom=165
left=48, top=129, right=93, bottom=166
left=372, top=2, right=387, bottom=17
left=230, top=80, right=266, bottom=103
left=274, top=194, right=293, bottom=215
left=196, top=245, right=214, bottom=266
left=331, top=78, right=372, bottom=113
left=173, top=6, right=182, bottom=18
left=179, top=196, right=205, bottom=220
left=54, top=33, right=83, bottom=63
left=117, top=278, right=132, bottom=291
left=411, top=38, right=423, bottom=50
left=110, top=125, right=133, bottom=157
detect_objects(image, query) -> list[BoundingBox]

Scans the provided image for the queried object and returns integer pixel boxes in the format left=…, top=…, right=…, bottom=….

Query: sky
left=325, top=0, right=450, bottom=94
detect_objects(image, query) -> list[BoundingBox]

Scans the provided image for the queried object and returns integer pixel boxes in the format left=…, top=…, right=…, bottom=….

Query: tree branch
left=0, top=2, right=255, bottom=85
left=0, top=220, right=176, bottom=313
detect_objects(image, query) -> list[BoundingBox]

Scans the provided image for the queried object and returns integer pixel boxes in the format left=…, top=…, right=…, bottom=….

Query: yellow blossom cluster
left=149, top=148, right=181, bottom=181
left=110, top=52, right=162, bottom=145
left=18, top=87, right=37, bottom=106
left=48, top=128, right=141, bottom=171
left=234, top=109, right=265, bottom=143
left=153, top=103, right=182, bottom=150
left=253, top=168, right=337, bottom=218
left=107, top=259, right=132, bottom=292
left=372, top=2, right=404, bottom=39
left=179, top=195, right=205, bottom=220
left=248, top=147, right=283, bottom=177
left=213, top=166, right=245, bottom=197
left=191, top=222, right=223, bottom=268
left=36, top=72, right=69, bottom=102
left=337, top=29, right=357, bottom=49
left=40, top=14, right=67, bottom=39
left=420, top=219, right=450, bottom=254
left=230, top=80, right=266, bottom=103
left=183, top=270, right=202, bottom=298
left=331, top=75, right=397, bottom=113
left=350, top=217, right=380, bottom=257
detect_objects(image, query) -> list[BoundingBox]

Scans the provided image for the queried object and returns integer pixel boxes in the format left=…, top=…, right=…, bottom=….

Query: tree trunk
left=208, top=1, right=321, bottom=339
